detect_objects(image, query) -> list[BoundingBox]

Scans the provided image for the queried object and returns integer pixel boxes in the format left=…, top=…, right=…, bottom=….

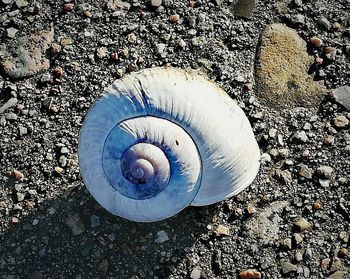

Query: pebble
left=299, top=165, right=313, bottom=179
left=328, top=271, right=346, bottom=279
left=0, top=97, right=18, bottom=114
left=295, top=250, right=304, bottom=261
left=215, top=225, right=230, bottom=236
left=232, top=0, right=255, bottom=18
left=150, top=0, right=162, bottom=7
left=324, top=135, right=334, bottom=145
left=338, top=248, right=348, bottom=257
left=239, top=269, right=261, bottom=279
left=293, top=233, right=303, bottom=244
left=260, top=153, right=271, bottom=164
left=8, top=169, right=24, bottom=181
left=18, top=126, right=28, bottom=137
left=330, top=257, right=342, bottom=272
left=317, top=165, right=333, bottom=178
left=64, top=3, right=74, bottom=12
left=324, top=47, right=337, bottom=61
left=280, top=260, right=298, bottom=274
left=292, top=131, right=308, bottom=143
left=312, top=202, right=321, bottom=210
left=319, top=179, right=330, bottom=187
left=294, top=218, right=311, bottom=231
left=53, top=66, right=63, bottom=78
left=318, top=16, right=331, bottom=30
left=96, top=47, right=108, bottom=59
left=156, top=43, right=166, bottom=54
left=90, top=215, right=101, bottom=228
left=7, top=27, right=18, bottom=38
left=1, top=29, right=54, bottom=79
left=190, top=268, right=201, bottom=279
left=155, top=230, right=169, bottom=243
left=168, top=14, right=180, bottom=23
left=16, top=192, right=25, bottom=202
left=106, top=0, right=130, bottom=11
left=269, top=128, right=277, bottom=138
left=331, top=86, right=350, bottom=111
left=54, top=166, right=64, bottom=175
left=60, top=147, right=69, bottom=154
left=246, top=205, right=256, bottom=215
left=310, top=36, right=323, bottom=47
left=291, top=14, right=305, bottom=25
left=65, top=213, right=85, bottom=235
left=280, top=238, right=292, bottom=250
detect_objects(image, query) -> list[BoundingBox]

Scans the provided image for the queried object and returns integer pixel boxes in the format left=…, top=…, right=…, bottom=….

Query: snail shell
left=78, top=67, right=260, bottom=222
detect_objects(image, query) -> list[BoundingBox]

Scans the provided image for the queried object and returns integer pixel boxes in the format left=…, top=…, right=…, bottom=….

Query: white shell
left=78, top=67, right=260, bottom=222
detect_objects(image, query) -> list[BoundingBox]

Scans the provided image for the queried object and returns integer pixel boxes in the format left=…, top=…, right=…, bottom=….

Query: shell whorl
left=78, top=67, right=260, bottom=222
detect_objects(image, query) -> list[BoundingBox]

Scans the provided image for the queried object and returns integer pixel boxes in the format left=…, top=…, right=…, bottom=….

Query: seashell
left=78, top=67, right=260, bottom=222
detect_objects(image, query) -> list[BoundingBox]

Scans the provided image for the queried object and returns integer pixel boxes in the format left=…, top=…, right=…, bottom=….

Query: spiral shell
left=78, top=68, right=260, bottom=222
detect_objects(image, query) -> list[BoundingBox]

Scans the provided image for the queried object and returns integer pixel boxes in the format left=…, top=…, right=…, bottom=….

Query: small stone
left=53, top=66, right=63, bottom=78
left=294, top=218, right=311, bottom=231
left=310, top=36, right=322, bottom=47
left=65, top=213, right=85, bottom=235
left=61, top=37, right=73, bottom=47
left=320, top=258, right=330, bottom=270
left=64, top=3, right=74, bottom=12
left=84, top=10, right=92, bottom=17
left=108, top=233, right=116, bottom=241
left=59, top=156, right=67, bottom=167
left=293, top=233, right=303, bottom=244
left=269, top=128, right=277, bottom=138
left=215, top=225, right=230, bottom=236
left=106, top=0, right=130, bottom=11
left=156, top=43, right=166, bottom=54
left=239, top=269, right=261, bottom=279
left=90, top=215, right=101, bottom=228
left=339, top=248, right=348, bottom=257
left=7, top=27, right=18, bottom=38
left=18, top=126, right=28, bottom=136
left=246, top=205, right=256, bottom=215
left=324, top=47, right=337, bottom=61
left=280, top=260, right=298, bottom=274
left=317, top=165, right=333, bottom=178
left=318, top=16, right=331, bottom=30
left=324, top=135, right=334, bottom=145
left=127, top=33, right=137, bottom=43
left=150, top=0, right=162, bottom=7
left=299, top=165, right=313, bottom=179
left=291, top=14, right=305, bottom=25
left=315, top=57, right=323, bottom=65
left=190, top=268, right=201, bottom=279
left=292, top=131, right=308, bottom=143
left=243, top=83, right=253, bottom=91
left=15, top=0, right=28, bottom=7
left=331, top=86, right=350, bottom=111
left=60, top=147, right=69, bottom=154
left=168, top=14, right=180, bottom=23
left=295, top=250, right=304, bottom=261
left=332, top=22, right=342, bottom=30
left=110, top=52, right=118, bottom=61
left=319, top=179, right=330, bottom=187
left=232, top=0, right=255, bottom=18
left=32, top=219, right=39, bottom=226
left=0, top=97, right=18, bottom=114
left=96, top=47, right=108, bottom=59
left=177, top=39, right=187, bottom=49
left=312, top=202, right=321, bottom=210
left=54, top=166, right=64, bottom=175
left=155, top=230, right=169, bottom=243
left=11, top=217, right=19, bottom=224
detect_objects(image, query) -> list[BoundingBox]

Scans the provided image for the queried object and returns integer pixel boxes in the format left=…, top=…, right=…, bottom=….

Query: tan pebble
left=60, top=38, right=73, bottom=47
left=25, top=200, right=35, bottom=209
left=96, top=47, right=108, bottom=59
left=333, top=115, right=349, bottom=128
left=339, top=248, right=348, bottom=257
left=54, top=166, right=64, bottom=175
left=11, top=217, right=19, bottom=224
left=239, top=269, right=262, bottom=279
left=127, top=33, right=137, bottom=43
left=332, top=22, right=342, bottom=30
left=310, top=36, right=322, bottom=47
left=84, top=10, right=92, bottom=18
left=330, top=256, right=342, bottom=272
left=169, top=14, right=180, bottom=23
left=64, top=3, right=74, bottom=12
left=312, top=202, right=321, bottom=210
left=320, top=258, right=330, bottom=270
left=119, top=48, right=129, bottom=58
left=294, top=217, right=311, bottom=231
left=246, top=205, right=256, bottom=215
left=293, top=233, right=303, bottom=244
left=50, top=105, right=59, bottom=113
left=215, top=224, right=230, bottom=236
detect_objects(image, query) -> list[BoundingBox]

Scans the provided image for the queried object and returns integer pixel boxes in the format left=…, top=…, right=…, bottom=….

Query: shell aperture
left=78, top=67, right=260, bottom=222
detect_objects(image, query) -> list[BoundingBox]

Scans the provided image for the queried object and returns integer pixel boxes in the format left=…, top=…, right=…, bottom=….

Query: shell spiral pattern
left=78, top=68, right=260, bottom=222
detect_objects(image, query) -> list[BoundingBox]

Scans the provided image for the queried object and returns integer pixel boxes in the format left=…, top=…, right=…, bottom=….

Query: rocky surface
left=0, top=0, right=349, bottom=278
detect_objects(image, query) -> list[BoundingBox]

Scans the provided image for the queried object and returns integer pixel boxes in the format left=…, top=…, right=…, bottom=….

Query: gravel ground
left=0, top=0, right=349, bottom=278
